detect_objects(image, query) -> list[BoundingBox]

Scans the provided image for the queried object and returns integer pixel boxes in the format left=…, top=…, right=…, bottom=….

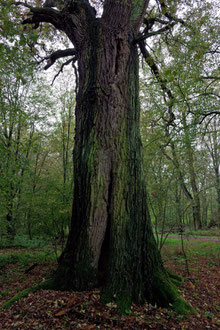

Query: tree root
left=1, top=270, right=195, bottom=316
left=0, top=278, right=55, bottom=309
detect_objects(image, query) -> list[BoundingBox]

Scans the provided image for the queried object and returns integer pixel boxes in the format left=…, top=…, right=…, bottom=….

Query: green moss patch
left=152, top=270, right=194, bottom=315
left=1, top=288, right=32, bottom=309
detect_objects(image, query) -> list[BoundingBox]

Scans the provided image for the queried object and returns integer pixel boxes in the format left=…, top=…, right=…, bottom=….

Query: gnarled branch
left=22, top=6, right=63, bottom=31
left=39, top=48, right=77, bottom=70
left=15, top=1, right=96, bottom=49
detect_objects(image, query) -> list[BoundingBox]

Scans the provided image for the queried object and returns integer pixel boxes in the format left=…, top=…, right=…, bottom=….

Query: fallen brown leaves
left=0, top=252, right=219, bottom=329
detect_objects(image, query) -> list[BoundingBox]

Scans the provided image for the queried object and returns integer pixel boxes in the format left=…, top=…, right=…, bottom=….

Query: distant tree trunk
left=5, top=129, right=16, bottom=241
left=201, top=192, right=208, bottom=227
left=27, top=214, right=33, bottom=241
left=6, top=201, right=15, bottom=241
left=5, top=115, right=26, bottom=241
left=165, top=141, right=201, bottom=230
left=216, top=169, right=220, bottom=226
left=187, top=146, right=202, bottom=231
left=182, top=113, right=202, bottom=230
left=205, top=119, right=220, bottom=226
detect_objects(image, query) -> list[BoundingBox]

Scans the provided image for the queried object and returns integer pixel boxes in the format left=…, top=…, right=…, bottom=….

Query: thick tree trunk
left=52, top=16, right=191, bottom=313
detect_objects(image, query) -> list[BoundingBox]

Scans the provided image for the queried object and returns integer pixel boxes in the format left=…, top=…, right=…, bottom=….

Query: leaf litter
left=0, top=250, right=219, bottom=329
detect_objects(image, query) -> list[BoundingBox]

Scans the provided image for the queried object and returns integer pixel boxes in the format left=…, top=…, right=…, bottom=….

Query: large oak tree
left=12, top=0, right=192, bottom=312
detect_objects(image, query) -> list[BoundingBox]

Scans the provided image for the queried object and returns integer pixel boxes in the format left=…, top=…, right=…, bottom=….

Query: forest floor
left=0, top=238, right=219, bottom=329
left=167, top=235, right=220, bottom=241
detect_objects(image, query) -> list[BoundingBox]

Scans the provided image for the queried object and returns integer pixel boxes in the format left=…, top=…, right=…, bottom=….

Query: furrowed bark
left=21, top=0, right=193, bottom=314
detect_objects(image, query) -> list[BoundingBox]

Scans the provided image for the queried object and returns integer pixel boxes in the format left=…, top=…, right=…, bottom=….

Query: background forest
left=0, top=1, right=219, bottom=328
left=0, top=0, right=219, bottom=249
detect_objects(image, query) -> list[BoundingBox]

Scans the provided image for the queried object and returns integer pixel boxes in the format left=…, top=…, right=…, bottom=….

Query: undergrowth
left=0, top=251, right=56, bottom=269
left=184, top=228, right=220, bottom=238
left=161, top=238, right=220, bottom=262
left=0, top=235, right=50, bottom=250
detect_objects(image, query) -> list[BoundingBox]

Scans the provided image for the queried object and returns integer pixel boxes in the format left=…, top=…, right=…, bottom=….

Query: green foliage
left=207, top=260, right=217, bottom=267
left=0, top=254, right=18, bottom=268
left=0, top=235, right=50, bottom=249
left=0, top=290, right=8, bottom=298
left=0, top=33, right=58, bottom=241
left=0, top=34, right=74, bottom=243
left=204, top=311, right=213, bottom=319
left=141, top=0, right=220, bottom=233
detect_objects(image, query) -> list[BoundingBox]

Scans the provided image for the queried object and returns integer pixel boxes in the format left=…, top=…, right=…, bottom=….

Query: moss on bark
left=151, top=270, right=193, bottom=314
left=51, top=12, right=194, bottom=316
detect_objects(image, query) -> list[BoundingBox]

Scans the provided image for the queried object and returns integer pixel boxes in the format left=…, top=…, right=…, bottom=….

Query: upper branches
left=13, top=1, right=96, bottom=49
left=11, top=1, right=65, bottom=31
left=136, top=0, right=187, bottom=43
left=136, top=20, right=176, bottom=43
left=157, top=0, right=185, bottom=24
left=22, top=6, right=63, bottom=30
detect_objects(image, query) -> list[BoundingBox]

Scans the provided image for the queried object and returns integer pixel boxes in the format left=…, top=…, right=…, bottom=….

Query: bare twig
left=136, top=22, right=176, bottom=43
left=201, top=76, right=220, bottom=80
left=199, top=112, right=220, bottom=124
left=51, top=57, right=77, bottom=85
